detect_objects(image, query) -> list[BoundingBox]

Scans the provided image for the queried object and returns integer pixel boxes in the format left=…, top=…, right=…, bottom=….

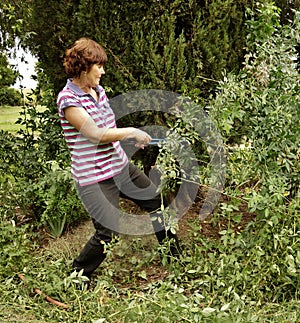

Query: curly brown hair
left=63, top=38, right=107, bottom=77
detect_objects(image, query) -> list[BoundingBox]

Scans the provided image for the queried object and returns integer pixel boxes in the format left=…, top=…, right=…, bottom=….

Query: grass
left=0, top=104, right=45, bottom=132
left=0, top=105, right=25, bottom=132
left=0, top=214, right=299, bottom=323
left=0, top=89, right=39, bottom=132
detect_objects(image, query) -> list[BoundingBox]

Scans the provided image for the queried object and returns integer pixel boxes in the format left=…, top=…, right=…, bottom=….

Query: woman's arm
left=64, top=106, right=151, bottom=146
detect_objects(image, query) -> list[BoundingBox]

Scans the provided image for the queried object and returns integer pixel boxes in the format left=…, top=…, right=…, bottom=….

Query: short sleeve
left=57, top=90, right=82, bottom=116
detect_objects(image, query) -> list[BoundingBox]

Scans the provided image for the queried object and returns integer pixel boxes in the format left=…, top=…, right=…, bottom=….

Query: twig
left=196, top=75, right=219, bottom=83
left=18, top=273, right=69, bottom=309
left=74, top=291, right=82, bottom=323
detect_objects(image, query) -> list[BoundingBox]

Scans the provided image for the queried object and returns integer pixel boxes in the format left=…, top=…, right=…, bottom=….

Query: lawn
left=0, top=105, right=25, bottom=132
left=0, top=105, right=45, bottom=132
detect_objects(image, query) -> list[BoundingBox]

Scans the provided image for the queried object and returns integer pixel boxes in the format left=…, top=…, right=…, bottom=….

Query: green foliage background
left=0, top=53, right=22, bottom=105
left=0, top=1, right=299, bottom=322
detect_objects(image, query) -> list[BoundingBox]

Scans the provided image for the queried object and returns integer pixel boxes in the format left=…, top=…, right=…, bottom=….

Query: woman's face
left=84, top=64, right=105, bottom=87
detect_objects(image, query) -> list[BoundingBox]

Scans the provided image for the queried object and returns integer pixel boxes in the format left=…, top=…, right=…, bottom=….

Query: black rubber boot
left=72, top=235, right=109, bottom=279
left=154, top=229, right=182, bottom=262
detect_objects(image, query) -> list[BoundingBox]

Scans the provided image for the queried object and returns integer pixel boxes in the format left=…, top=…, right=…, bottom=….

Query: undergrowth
left=0, top=215, right=299, bottom=323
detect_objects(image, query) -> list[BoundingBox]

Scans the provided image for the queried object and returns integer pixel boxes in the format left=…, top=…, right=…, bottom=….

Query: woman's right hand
left=128, top=128, right=152, bottom=149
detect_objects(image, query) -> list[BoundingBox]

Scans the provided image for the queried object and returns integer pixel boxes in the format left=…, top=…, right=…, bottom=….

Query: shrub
left=154, top=2, right=300, bottom=304
left=0, top=87, right=86, bottom=235
left=0, top=87, right=22, bottom=106
left=35, top=161, right=88, bottom=237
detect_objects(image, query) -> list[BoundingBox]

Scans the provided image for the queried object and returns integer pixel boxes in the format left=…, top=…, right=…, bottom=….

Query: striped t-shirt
left=57, top=79, right=128, bottom=186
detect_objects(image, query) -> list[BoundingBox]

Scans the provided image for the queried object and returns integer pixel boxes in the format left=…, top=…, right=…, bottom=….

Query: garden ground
left=36, top=191, right=255, bottom=302
left=4, top=193, right=298, bottom=323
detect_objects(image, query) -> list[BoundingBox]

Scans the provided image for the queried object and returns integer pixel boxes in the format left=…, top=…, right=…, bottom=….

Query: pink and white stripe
left=57, top=80, right=128, bottom=186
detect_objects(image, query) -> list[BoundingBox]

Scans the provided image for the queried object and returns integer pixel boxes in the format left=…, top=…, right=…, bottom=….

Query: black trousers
left=73, top=163, right=179, bottom=277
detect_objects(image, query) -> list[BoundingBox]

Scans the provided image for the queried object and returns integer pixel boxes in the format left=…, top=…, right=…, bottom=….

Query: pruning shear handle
left=122, top=138, right=165, bottom=146
left=148, top=138, right=164, bottom=145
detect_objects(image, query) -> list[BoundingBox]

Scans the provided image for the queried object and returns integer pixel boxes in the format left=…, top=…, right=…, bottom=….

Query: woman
left=57, top=38, right=180, bottom=279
